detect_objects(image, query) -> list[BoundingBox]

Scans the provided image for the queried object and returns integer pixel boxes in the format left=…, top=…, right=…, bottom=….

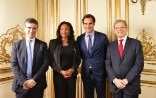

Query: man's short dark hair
left=24, top=18, right=38, bottom=28
left=82, top=14, right=96, bottom=24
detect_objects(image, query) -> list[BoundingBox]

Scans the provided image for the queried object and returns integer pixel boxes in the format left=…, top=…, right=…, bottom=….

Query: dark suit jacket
left=77, top=31, right=109, bottom=81
left=11, top=38, right=49, bottom=93
left=105, top=37, right=144, bottom=95
left=48, top=39, right=81, bottom=74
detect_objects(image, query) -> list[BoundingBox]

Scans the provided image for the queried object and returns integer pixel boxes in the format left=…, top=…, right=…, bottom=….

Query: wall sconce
left=131, top=0, right=152, bottom=15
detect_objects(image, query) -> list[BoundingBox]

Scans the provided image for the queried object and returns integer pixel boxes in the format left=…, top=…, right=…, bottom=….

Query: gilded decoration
left=0, top=25, right=25, bottom=63
left=136, top=29, right=156, bottom=60
left=131, top=0, right=152, bottom=15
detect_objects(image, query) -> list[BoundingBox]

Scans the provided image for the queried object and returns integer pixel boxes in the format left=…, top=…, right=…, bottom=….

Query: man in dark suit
left=105, top=19, right=144, bottom=98
left=11, top=18, right=49, bottom=98
left=77, top=14, right=109, bottom=98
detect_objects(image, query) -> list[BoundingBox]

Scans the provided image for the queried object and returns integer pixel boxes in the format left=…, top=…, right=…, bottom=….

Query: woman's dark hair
left=56, top=21, right=75, bottom=45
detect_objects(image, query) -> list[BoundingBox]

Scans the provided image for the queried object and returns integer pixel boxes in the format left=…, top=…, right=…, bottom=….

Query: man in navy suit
left=77, top=14, right=109, bottom=98
left=11, top=18, right=49, bottom=98
left=105, top=19, right=144, bottom=98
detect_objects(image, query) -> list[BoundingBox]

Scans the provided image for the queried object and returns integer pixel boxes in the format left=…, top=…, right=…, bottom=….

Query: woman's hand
left=61, top=68, right=74, bottom=79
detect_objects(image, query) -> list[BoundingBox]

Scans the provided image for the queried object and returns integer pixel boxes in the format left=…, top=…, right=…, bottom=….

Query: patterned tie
left=119, top=39, right=123, bottom=58
left=88, top=35, right=92, bottom=55
left=27, top=40, right=32, bottom=78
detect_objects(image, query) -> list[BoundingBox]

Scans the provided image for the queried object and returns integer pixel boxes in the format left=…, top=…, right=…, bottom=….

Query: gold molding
left=80, top=0, right=87, bottom=34
left=80, top=0, right=87, bottom=18
left=83, top=0, right=87, bottom=15
left=75, top=0, right=79, bottom=37
left=0, top=67, right=11, bottom=72
left=51, top=0, right=55, bottom=38
left=142, top=72, right=156, bottom=76
left=0, top=76, right=13, bottom=82
left=143, top=69, right=156, bottom=73
left=56, top=0, right=60, bottom=27
left=141, top=80, right=156, bottom=85
left=125, top=0, right=129, bottom=35
left=35, top=0, right=38, bottom=38
left=115, top=0, right=120, bottom=20
left=142, top=69, right=156, bottom=76
left=107, top=0, right=112, bottom=42
left=36, top=0, right=38, bottom=20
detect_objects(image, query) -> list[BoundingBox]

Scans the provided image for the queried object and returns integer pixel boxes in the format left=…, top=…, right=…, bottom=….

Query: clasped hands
left=113, top=78, right=128, bottom=89
left=23, top=79, right=36, bottom=90
left=61, top=68, right=74, bottom=79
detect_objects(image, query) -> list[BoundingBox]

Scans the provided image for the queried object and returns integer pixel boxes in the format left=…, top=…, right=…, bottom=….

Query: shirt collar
left=118, top=36, right=127, bottom=42
left=26, top=37, right=35, bottom=42
left=85, top=31, right=95, bottom=36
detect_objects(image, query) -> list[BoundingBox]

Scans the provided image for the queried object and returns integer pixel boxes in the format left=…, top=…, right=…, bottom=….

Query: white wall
left=0, top=0, right=36, bottom=34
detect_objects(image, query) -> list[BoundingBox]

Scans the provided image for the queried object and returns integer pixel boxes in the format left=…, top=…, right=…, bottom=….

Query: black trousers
left=112, top=90, right=138, bottom=98
left=53, top=72, right=77, bottom=98
left=16, top=88, right=44, bottom=98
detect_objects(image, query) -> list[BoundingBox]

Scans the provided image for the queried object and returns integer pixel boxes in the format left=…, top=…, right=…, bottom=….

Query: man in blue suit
left=105, top=19, right=144, bottom=98
left=77, top=14, right=109, bottom=98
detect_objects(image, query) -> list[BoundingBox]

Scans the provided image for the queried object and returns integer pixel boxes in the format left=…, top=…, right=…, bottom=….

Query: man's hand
left=121, top=79, right=128, bottom=85
left=23, top=79, right=36, bottom=90
left=113, top=78, right=126, bottom=89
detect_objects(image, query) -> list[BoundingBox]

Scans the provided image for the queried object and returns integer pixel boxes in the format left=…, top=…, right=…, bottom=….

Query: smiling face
left=60, top=24, right=70, bottom=39
left=114, top=21, right=128, bottom=38
left=24, top=22, right=38, bottom=39
left=83, top=18, right=95, bottom=34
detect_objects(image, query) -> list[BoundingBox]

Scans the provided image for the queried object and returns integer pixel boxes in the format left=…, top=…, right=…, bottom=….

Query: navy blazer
left=105, top=37, right=144, bottom=95
left=77, top=31, right=109, bottom=81
left=11, top=38, right=49, bottom=93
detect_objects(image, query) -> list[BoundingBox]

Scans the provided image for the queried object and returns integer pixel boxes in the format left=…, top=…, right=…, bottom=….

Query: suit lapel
left=114, top=40, right=121, bottom=60
left=33, top=38, right=39, bottom=66
left=80, top=34, right=89, bottom=55
left=91, top=32, right=99, bottom=55
left=122, top=37, right=130, bottom=59
left=21, top=39, right=27, bottom=73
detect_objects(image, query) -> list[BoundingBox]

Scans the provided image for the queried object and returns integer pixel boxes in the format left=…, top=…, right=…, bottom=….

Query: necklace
left=62, top=38, right=68, bottom=46
left=62, top=43, right=69, bottom=46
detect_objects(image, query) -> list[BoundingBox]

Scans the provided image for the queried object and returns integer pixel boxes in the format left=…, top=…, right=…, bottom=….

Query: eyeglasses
left=115, top=27, right=127, bottom=30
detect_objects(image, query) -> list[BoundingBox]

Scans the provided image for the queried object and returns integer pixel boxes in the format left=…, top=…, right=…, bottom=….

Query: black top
left=60, top=45, right=74, bottom=70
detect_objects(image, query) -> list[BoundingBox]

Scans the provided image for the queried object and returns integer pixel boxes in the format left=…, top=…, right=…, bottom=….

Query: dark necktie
left=119, top=39, right=123, bottom=58
left=88, top=35, right=92, bottom=55
left=27, top=40, right=32, bottom=78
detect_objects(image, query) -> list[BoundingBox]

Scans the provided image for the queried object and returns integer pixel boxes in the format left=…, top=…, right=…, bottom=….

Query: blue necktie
left=27, top=40, right=32, bottom=78
left=88, top=35, right=92, bottom=55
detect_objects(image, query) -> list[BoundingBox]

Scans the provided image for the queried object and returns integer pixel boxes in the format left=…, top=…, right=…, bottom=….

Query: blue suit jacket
left=77, top=31, right=109, bottom=81
left=105, top=37, right=144, bottom=95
